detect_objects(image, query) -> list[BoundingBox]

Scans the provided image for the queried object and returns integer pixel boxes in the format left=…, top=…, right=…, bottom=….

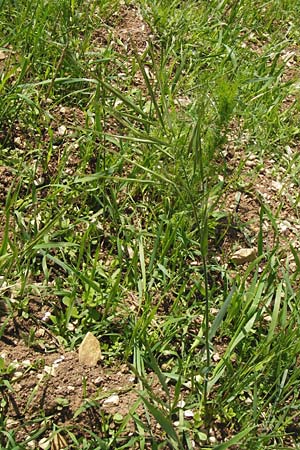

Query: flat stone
left=231, top=248, right=257, bottom=265
left=78, top=332, right=102, bottom=367
left=103, top=394, right=119, bottom=406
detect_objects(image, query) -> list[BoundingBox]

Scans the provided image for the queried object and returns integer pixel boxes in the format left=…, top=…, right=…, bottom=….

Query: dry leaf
left=51, top=433, right=68, bottom=450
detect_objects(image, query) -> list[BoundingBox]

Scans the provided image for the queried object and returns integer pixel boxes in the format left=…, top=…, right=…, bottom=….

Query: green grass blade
left=208, top=285, right=236, bottom=342
left=140, top=395, right=183, bottom=449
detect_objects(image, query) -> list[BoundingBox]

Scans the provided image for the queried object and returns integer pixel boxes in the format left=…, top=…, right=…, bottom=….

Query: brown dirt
left=92, top=4, right=152, bottom=55
left=0, top=165, right=17, bottom=204
left=216, top=120, right=300, bottom=275
left=0, top=312, right=172, bottom=448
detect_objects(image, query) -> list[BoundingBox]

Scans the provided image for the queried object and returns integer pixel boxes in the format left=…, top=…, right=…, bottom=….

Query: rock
left=279, top=220, right=291, bottom=235
left=231, top=248, right=257, bottom=265
left=177, top=400, right=185, bottom=408
left=39, top=437, right=50, bottom=449
left=6, top=418, right=19, bottom=429
left=12, top=371, right=23, bottom=381
left=271, top=180, right=283, bottom=191
left=103, top=394, right=119, bottom=406
left=35, top=328, right=45, bottom=338
left=44, top=365, right=56, bottom=376
left=93, top=376, right=104, bottom=386
left=78, top=332, right=102, bottom=367
left=57, top=125, right=67, bottom=136
left=184, top=410, right=194, bottom=418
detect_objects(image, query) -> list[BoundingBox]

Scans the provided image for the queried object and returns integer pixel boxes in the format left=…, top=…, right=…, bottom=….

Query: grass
left=1, top=0, right=300, bottom=448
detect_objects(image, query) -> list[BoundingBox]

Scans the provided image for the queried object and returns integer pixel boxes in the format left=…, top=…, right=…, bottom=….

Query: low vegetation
left=1, top=0, right=300, bottom=448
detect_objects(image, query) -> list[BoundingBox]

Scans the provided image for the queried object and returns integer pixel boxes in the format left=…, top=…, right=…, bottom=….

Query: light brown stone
left=231, top=248, right=257, bottom=265
left=78, top=332, right=102, bottom=366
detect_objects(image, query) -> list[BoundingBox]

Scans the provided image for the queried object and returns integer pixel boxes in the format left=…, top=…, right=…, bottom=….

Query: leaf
left=208, top=286, right=236, bottom=342
left=144, top=340, right=169, bottom=397
left=98, top=78, right=149, bottom=120
left=140, top=395, right=183, bottom=449
left=51, top=432, right=68, bottom=450
left=266, top=282, right=282, bottom=343
left=290, top=243, right=300, bottom=273
left=213, top=426, right=255, bottom=449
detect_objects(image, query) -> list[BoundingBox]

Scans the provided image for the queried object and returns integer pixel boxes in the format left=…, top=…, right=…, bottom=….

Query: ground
left=1, top=1, right=300, bottom=449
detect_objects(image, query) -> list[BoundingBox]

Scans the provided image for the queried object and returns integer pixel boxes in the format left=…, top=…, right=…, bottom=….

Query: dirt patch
left=92, top=4, right=152, bottom=55
left=0, top=311, right=173, bottom=447
left=91, top=3, right=154, bottom=96
left=0, top=166, right=17, bottom=204
left=281, top=45, right=300, bottom=83
left=218, top=136, right=300, bottom=273
left=1, top=343, right=138, bottom=442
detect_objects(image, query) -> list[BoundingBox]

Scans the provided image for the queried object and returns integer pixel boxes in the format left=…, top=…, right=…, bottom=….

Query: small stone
left=231, top=248, right=257, bottom=265
left=44, top=365, right=56, bottom=376
left=0, top=351, right=8, bottom=360
left=12, top=371, right=23, bottom=381
left=57, top=125, right=67, bottom=136
left=184, top=409, right=194, bottom=418
left=263, top=315, right=272, bottom=322
left=67, top=322, right=75, bottom=331
left=103, top=394, right=119, bottom=406
left=271, top=180, right=283, bottom=191
left=14, top=136, right=23, bottom=147
left=78, top=332, right=102, bottom=367
left=212, top=352, right=220, bottom=362
left=279, top=220, right=291, bottom=235
left=248, top=153, right=257, bottom=160
left=35, top=328, right=45, bottom=338
left=245, top=159, right=257, bottom=167
left=22, top=359, right=32, bottom=367
left=39, top=437, right=50, bottom=449
left=0, top=50, right=6, bottom=60
left=6, top=418, right=19, bottom=429
left=42, top=311, right=51, bottom=322
left=177, top=400, right=186, bottom=408
left=94, top=376, right=104, bottom=386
